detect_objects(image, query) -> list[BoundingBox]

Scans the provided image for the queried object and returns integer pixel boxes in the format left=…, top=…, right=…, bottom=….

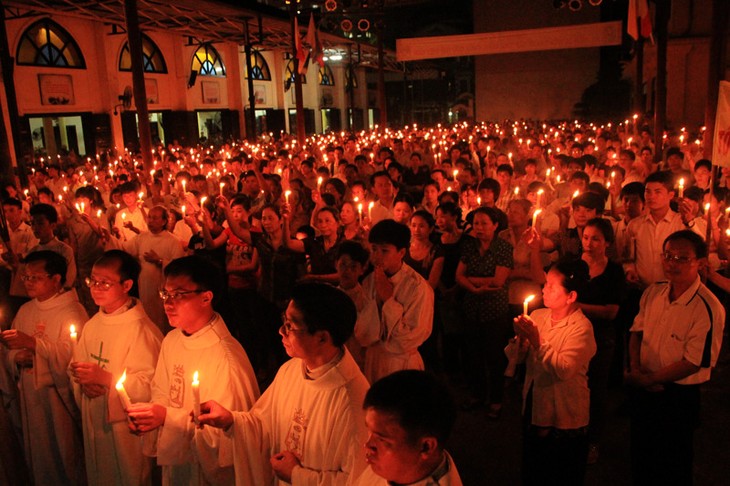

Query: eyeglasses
left=661, top=253, right=696, bottom=264
left=280, top=313, right=309, bottom=336
left=158, top=289, right=204, bottom=302
left=85, top=277, right=121, bottom=290
left=20, top=273, right=50, bottom=282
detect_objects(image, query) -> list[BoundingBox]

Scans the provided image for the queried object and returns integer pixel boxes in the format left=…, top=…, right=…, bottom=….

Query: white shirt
left=630, top=277, right=725, bottom=385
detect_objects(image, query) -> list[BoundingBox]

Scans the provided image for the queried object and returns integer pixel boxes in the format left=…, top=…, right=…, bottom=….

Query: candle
left=285, top=190, right=291, bottom=204
left=531, top=208, right=542, bottom=228
left=514, top=187, right=519, bottom=196
left=138, top=192, right=144, bottom=203
left=115, top=369, right=132, bottom=410
left=219, top=182, right=225, bottom=196
left=368, top=201, right=375, bottom=221
left=477, top=196, right=482, bottom=206
left=182, top=179, right=187, bottom=193
left=453, top=169, right=459, bottom=180
left=536, top=189, right=544, bottom=209
left=678, top=178, right=685, bottom=198
left=69, top=324, right=78, bottom=356
left=121, top=212, right=126, bottom=221
left=523, top=295, right=535, bottom=316
left=357, top=202, right=363, bottom=220
left=572, top=190, right=580, bottom=201
left=317, top=176, right=323, bottom=190
left=96, top=209, right=102, bottom=218
left=192, top=371, right=201, bottom=423
left=200, top=196, right=208, bottom=207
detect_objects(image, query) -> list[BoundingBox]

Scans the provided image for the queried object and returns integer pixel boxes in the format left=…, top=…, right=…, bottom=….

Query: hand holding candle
left=678, top=178, right=685, bottom=198
left=69, top=324, right=78, bottom=357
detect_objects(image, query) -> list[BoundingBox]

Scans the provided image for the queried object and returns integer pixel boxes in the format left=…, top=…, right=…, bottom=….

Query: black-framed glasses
left=21, top=273, right=51, bottom=282
left=158, top=289, right=204, bottom=302
left=280, top=312, right=309, bottom=336
left=661, top=252, right=696, bottom=264
left=85, top=277, right=121, bottom=290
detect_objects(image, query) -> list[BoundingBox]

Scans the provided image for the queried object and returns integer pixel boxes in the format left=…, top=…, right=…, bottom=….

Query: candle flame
left=116, top=369, right=127, bottom=389
left=524, top=295, right=536, bottom=304
left=192, top=371, right=199, bottom=386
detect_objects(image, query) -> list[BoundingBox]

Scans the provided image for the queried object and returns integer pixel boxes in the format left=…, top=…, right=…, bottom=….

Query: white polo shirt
left=630, top=276, right=725, bottom=385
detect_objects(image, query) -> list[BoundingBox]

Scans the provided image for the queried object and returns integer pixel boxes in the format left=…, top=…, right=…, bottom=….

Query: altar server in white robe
left=127, top=255, right=260, bottom=486
left=1, top=250, right=87, bottom=485
left=198, top=283, right=370, bottom=486
left=70, top=250, right=163, bottom=486
left=354, top=370, right=463, bottom=486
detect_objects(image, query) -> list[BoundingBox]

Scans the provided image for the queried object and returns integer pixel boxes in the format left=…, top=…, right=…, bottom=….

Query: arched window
left=119, top=35, right=167, bottom=73
left=285, top=59, right=306, bottom=84
left=16, top=19, right=85, bottom=68
left=192, top=43, right=225, bottom=77
left=318, top=64, right=335, bottom=86
left=345, top=66, right=358, bottom=90
left=245, top=51, right=271, bottom=81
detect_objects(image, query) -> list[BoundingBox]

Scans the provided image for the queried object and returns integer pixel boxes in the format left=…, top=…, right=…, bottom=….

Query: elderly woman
left=510, top=258, right=596, bottom=485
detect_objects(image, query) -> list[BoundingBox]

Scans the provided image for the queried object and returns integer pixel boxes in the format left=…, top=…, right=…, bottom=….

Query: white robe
left=146, top=314, right=259, bottom=486
left=114, top=206, right=148, bottom=243
left=352, top=451, right=463, bottom=486
left=122, top=231, right=185, bottom=333
left=3, top=289, right=87, bottom=485
left=361, top=264, right=434, bottom=384
left=226, top=349, right=370, bottom=486
left=73, top=299, right=163, bottom=486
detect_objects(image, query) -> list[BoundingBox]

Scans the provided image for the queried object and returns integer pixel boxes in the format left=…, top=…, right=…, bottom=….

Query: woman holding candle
left=69, top=250, right=162, bottom=486
left=340, top=200, right=368, bottom=243
left=509, top=258, right=596, bottom=485
left=282, top=206, right=344, bottom=285
left=455, top=206, right=513, bottom=418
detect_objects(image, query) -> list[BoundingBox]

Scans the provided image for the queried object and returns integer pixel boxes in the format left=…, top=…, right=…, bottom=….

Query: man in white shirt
left=627, top=230, right=724, bottom=485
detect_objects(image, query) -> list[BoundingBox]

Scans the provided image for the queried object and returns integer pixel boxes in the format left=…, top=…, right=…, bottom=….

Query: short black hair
left=621, top=182, right=645, bottom=202
left=664, top=230, right=708, bottom=259
left=477, top=178, right=501, bottom=199
left=548, top=258, right=590, bottom=298
left=584, top=217, right=615, bottom=244
left=645, top=171, right=675, bottom=192
left=30, top=203, right=58, bottom=224
left=2, top=197, right=22, bottom=210
left=666, top=147, right=683, bottom=159
left=94, top=250, right=142, bottom=297
left=336, top=240, right=370, bottom=266
left=25, top=250, right=67, bottom=286
left=164, top=255, right=224, bottom=302
left=369, top=219, right=411, bottom=250
left=364, top=370, right=456, bottom=446
left=571, top=191, right=604, bottom=213
left=290, top=283, right=357, bottom=347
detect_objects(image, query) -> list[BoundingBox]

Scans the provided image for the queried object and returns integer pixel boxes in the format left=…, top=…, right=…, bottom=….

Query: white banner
left=712, top=80, right=730, bottom=168
left=396, top=21, right=622, bottom=62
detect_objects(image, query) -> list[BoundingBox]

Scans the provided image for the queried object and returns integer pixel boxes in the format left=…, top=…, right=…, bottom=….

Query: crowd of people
left=0, top=118, right=726, bottom=485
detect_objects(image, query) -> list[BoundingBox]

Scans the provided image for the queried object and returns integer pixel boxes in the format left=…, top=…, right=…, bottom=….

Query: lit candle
left=357, top=202, right=363, bottom=220
left=219, top=182, right=225, bottom=196
left=523, top=295, right=535, bottom=316
left=285, top=190, right=291, bottom=204
left=192, top=371, right=201, bottom=423
left=317, top=176, right=323, bottom=190
left=572, top=190, right=580, bottom=201
left=96, top=209, right=102, bottom=218
left=368, top=201, right=375, bottom=221
left=678, top=178, right=685, bottom=198
left=531, top=208, right=542, bottom=228
left=69, top=324, right=78, bottom=356
left=115, top=369, right=132, bottom=410
left=536, top=189, right=544, bottom=209
left=453, top=169, right=459, bottom=180
left=182, top=179, right=187, bottom=193
left=138, top=192, right=144, bottom=203
left=121, top=212, right=126, bottom=221
left=514, top=187, right=519, bottom=196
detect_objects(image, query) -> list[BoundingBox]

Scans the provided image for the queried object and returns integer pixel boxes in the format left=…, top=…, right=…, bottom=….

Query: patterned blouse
left=460, top=235, right=513, bottom=322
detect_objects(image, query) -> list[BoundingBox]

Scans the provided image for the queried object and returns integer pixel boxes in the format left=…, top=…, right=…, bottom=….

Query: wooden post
left=703, top=0, right=730, bottom=153
left=377, top=21, right=387, bottom=127
left=243, top=20, right=258, bottom=143
left=634, top=38, right=644, bottom=118
left=652, top=0, right=670, bottom=164
left=123, top=0, right=154, bottom=173
left=290, top=2, right=305, bottom=145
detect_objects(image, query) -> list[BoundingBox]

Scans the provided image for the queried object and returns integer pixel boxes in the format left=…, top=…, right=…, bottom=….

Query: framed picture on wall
left=39, top=74, right=75, bottom=105
left=254, top=84, right=267, bottom=105
left=202, top=80, right=220, bottom=104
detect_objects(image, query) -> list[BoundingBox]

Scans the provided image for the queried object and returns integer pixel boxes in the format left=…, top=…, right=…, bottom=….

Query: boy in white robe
left=127, top=255, right=260, bottom=486
left=355, top=370, right=463, bottom=486
left=198, top=283, right=370, bottom=486
left=362, top=220, right=434, bottom=383
left=70, top=249, right=163, bottom=486
left=1, top=250, right=87, bottom=485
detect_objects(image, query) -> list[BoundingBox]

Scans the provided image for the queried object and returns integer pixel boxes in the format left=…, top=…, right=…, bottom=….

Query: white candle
left=285, top=190, right=291, bottom=204
left=192, top=371, right=201, bottom=423
left=317, top=176, right=323, bottom=190
left=368, top=201, right=375, bottom=221
left=219, top=182, right=225, bottom=196
left=678, top=178, right=685, bottom=198
left=115, top=369, right=132, bottom=410
left=523, top=294, right=535, bottom=316
left=357, top=203, right=363, bottom=221
left=531, top=209, right=542, bottom=228
left=536, top=189, right=544, bottom=209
